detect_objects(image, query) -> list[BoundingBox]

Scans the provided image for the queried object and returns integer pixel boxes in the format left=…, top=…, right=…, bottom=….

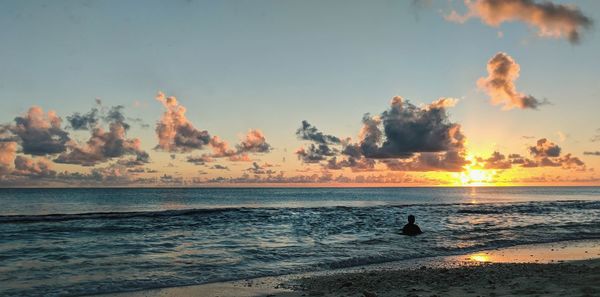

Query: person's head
left=408, top=215, right=415, bottom=224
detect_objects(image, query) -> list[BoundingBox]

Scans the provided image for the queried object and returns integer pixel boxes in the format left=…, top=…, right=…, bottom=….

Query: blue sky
left=1, top=0, right=599, bottom=186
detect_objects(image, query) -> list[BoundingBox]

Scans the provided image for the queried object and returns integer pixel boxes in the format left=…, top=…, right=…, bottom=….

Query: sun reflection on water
left=469, top=253, right=491, bottom=262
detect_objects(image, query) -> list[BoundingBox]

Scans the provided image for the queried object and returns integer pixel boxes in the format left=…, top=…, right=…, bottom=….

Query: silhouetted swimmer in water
left=402, top=215, right=423, bottom=236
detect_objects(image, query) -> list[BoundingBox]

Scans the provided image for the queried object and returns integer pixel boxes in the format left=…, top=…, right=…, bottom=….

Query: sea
left=1, top=187, right=599, bottom=296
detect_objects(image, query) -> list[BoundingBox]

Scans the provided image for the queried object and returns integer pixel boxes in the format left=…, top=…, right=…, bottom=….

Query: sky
left=1, top=0, right=600, bottom=187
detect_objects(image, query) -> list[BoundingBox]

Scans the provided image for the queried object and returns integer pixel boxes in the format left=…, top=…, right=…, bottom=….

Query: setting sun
left=459, top=169, right=496, bottom=186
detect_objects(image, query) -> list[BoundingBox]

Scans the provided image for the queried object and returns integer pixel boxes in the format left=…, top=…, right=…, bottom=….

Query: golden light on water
left=470, top=253, right=490, bottom=262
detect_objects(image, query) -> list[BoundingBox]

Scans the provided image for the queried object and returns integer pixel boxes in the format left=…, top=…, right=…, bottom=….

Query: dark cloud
left=359, top=96, right=465, bottom=159
left=326, top=156, right=376, bottom=172
left=478, top=52, right=546, bottom=110
left=529, top=138, right=561, bottom=157
left=103, top=105, right=130, bottom=130
left=55, top=107, right=149, bottom=166
left=296, top=144, right=338, bottom=163
left=67, top=103, right=134, bottom=131
left=294, top=97, right=466, bottom=173
left=383, top=151, right=468, bottom=172
left=246, top=162, right=277, bottom=175
left=10, top=106, right=70, bottom=155
left=295, top=121, right=341, bottom=163
left=478, top=138, right=585, bottom=170
left=446, top=0, right=593, bottom=44
left=67, top=107, right=99, bottom=130
left=296, top=120, right=341, bottom=145
left=477, top=151, right=512, bottom=169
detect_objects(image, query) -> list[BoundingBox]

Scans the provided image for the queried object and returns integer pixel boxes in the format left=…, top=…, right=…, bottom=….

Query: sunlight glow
left=457, top=155, right=497, bottom=186
left=470, top=253, right=490, bottom=262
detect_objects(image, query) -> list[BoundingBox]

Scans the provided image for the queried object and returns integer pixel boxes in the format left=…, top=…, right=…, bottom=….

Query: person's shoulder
left=414, top=224, right=423, bottom=233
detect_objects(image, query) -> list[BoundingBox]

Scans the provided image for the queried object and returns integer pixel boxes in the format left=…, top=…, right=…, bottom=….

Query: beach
left=99, top=240, right=600, bottom=297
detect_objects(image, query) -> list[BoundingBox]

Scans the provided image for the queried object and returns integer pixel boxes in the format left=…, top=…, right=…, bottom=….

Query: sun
left=457, top=155, right=497, bottom=186
left=459, top=169, right=496, bottom=186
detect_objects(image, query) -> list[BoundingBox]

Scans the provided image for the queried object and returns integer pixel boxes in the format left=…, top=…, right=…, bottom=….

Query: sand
left=97, top=240, right=600, bottom=297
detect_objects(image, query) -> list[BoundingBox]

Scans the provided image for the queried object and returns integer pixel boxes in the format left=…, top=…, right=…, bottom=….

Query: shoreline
left=96, top=239, right=600, bottom=297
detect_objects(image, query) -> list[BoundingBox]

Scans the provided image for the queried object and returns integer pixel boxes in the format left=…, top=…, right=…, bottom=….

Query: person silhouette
left=402, top=215, right=422, bottom=236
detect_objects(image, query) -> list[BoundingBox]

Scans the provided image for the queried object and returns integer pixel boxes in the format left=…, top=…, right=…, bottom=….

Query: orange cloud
left=0, top=141, right=17, bottom=176
left=446, top=0, right=592, bottom=43
left=478, top=52, right=545, bottom=110
left=155, top=92, right=210, bottom=152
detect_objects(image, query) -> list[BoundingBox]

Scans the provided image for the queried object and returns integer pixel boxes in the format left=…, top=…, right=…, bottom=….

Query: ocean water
left=0, top=187, right=599, bottom=296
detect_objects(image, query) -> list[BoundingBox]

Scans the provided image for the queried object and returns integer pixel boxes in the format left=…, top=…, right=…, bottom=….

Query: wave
left=2, top=199, right=598, bottom=224
left=456, top=200, right=600, bottom=214
left=0, top=208, right=244, bottom=224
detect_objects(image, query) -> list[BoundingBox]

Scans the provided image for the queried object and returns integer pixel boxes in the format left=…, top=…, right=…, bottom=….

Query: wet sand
left=97, top=239, right=600, bottom=297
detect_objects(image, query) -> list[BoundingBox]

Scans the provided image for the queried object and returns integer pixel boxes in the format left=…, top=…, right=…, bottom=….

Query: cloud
left=9, top=106, right=71, bottom=155
left=296, top=120, right=341, bottom=145
left=186, top=154, right=213, bottom=165
left=208, top=136, right=238, bottom=158
left=476, top=151, right=513, bottom=169
left=127, top=167, right=146, bottom=174
left=67, top=107, right=100, bottom=130
left=295, top=97, right=467, bottom=172
left=155, top=92, right=211, bottom=152
left=445, top=0, right=593, bottom=44
left=326, top=156, right=377, bottom=172
left=127, top=117, right=150, bottom=129
left=295, top=121, right=341, bottom=163
left=13, top=156, right=56, bottom=178
left=155, top=92, right=272, bottom=162
left=478, top=52, right=546, bottom=110
left=478, top=138, right=585, bottom=170
left=205, top=171, right=438, bottom=185
left=237, top=129, right=272, bottom=153
left=529, top=138, right=561, bottom=157
left=557, top=153, right=585, bottom=169
left=246, top=162, right=277, bottom=175
left=583, top=151, right=600, bottom=156
left=55, top=106, right=149, bottom=166
left=67, top=103, right=133, bottom=131
left=296, top=144, right=338, bottom=163
left=211, top=164, right=229, bottom=170
left=0, top=141, right=17, bottom=177
left=103, top=106, right=130, bottom=128
left=359, top=96, right=465, bottom=158
left=191, top=130, right=272, bottom=163
left=383, top=151, right=468, bottom=172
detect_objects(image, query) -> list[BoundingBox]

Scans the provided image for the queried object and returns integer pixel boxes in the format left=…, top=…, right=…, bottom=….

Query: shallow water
left=0, top=187, right=599, bottom=296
